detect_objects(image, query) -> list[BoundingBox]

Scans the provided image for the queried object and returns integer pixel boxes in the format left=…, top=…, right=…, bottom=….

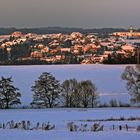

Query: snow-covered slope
left=0, top=130, right=140, bottom=140
left=0, top=108, right=140, bottom=140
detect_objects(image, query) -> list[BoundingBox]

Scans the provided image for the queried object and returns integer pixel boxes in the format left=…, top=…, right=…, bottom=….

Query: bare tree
left=79, top=80, right=98, bottom=108
left=122, top=65, right=140, bottom=103
left=61, top=79, right=78, bottom=107
left=62, top=79, right=98, bottom=108
left=72, top=83, right=82, bottom=107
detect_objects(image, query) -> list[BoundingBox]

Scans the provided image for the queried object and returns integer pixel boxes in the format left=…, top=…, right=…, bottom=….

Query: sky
left=0, top=0, right=140, bottom=28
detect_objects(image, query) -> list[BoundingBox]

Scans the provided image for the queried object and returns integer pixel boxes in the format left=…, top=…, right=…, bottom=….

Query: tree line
left=0, top=65, right=139, bottom=109
left=0, top=73, right=98, bottom=109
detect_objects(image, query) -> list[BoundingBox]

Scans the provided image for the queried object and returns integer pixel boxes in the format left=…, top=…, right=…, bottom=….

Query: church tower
left=129, top=25, right=134, bottom=33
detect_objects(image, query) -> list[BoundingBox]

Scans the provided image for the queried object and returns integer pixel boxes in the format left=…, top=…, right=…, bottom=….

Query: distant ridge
left=0, top=27, right=127, bottom=35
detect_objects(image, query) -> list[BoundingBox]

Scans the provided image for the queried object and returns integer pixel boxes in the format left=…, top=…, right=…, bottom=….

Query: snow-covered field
left=0, top=64, right=132, bottom=105
left=1, top=130, right=140, bottom=140
left=0, top=108, right=140, bottom=140
left=0, top=64, right=139, bottom=139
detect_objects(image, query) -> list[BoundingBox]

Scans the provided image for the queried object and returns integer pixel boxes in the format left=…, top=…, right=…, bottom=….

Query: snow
left=0, top=130, right=140, bottom=140
left=1, top=108, right=140, bottom=122
left=0, top=108, right=140, bottom=140
left=0, top=64, right=139, bottom=140
left=0, top=64, right=132, bottom=105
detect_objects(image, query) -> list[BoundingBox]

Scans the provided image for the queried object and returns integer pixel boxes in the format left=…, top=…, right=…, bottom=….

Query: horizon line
left=0, top=26, right=134, bottom=30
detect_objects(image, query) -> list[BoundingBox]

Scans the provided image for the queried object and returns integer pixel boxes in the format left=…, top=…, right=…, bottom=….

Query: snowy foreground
left=0, top=108, right=140, bottom=140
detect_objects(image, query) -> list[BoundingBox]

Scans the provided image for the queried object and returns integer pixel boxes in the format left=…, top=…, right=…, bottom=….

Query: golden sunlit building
left=113, top=26, right=140, bottom=38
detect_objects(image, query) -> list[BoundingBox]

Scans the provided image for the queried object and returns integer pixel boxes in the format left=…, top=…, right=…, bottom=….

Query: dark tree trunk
left=6, top=100, right=9, bottom=109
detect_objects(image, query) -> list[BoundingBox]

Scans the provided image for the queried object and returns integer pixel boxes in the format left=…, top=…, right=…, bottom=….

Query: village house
left=55, top=55, right=65, bottom=61
left=41, top=47, right=49, bottom=53
left=31, top=51, right=43, bottom=59
left=11, top=31, right=23, bottom=38
left=0, top=29, right=137, bottom=64
left=61, top=48, right=71, bottom=53
left=121, top=44, right=134, bottom=52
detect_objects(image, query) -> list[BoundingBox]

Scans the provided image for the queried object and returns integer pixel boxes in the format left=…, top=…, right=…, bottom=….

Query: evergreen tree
left=31, top=72, right=62, bottom=108
left=0, top=77, right=21, bottom=109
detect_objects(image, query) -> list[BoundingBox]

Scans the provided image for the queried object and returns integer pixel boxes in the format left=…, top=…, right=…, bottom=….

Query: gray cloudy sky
left=0, top=0, right=140, bottom=28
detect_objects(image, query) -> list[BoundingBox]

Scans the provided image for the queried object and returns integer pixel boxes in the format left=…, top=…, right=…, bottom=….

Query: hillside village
left=0, top=26, right=139, bottom=65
